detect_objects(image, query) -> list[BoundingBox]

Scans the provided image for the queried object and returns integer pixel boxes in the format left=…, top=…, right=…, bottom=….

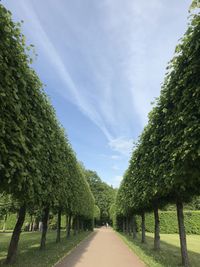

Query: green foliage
left=84, top=170, right=116, bottom=223
left=135, top=211, right=200, bottom=234
left=94, top=205, right=100, bottom=220
left=0, top=213, right=36, bottom=231
left=114, top=6, right=200, bottom=224
left=190, top=0, right=200, bottom=10
left=0, top=2, right=95, bottom=222
left=0, top=214, right=16, bottom=231
left=0, top=5, right=96, bottom=263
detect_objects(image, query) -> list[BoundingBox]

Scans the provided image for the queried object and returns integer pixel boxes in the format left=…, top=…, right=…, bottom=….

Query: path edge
left=52, top=231, right=95, bottom=267
left=115, top=231, right=148, bottom=267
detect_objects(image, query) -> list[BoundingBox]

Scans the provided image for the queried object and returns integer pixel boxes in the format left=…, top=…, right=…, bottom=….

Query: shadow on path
left=55, top=231, right=97, bottom=267
left=55, top=228, right=145, bottom=267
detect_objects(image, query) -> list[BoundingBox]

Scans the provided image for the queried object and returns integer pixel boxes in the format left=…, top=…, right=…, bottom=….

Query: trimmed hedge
left=48, top=215, right=66, bottom=229
left=0, top=214, right=67, bottom=231
left=0, top=214, right=17, bottom=230
left=136, top=211, right=200, bottom=234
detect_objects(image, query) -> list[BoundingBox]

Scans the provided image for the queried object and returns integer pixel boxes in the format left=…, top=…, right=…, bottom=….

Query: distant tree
left=84, top=170, right=116, bottom=224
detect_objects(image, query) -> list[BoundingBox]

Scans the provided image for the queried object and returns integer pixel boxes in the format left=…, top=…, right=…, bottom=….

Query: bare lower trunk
left=141, top=212, right=146, bottom=243
left=5, top=205, right=26, bottom=264
left=40, top=206, right=49, bottom=250
left=73, top=217, right=77, bottom=235
left=128, top=217, right=131, bottom=235
left=123, top=217, right=126, bottom=233
left=132, top=215, right=137, bottom=239
left=65, top=214, right=68, bottom=233
left=32, top=217, right=37, bottom=231
left=29, top=215, right=33, bottom=232
left=3, top=213, right=7, bottom=232
left=56, top=208, right=61, bottom=243
left=126, top=217, right=128, bottom=234
left=81, top=220, right=84, bottom=231
left=154, top=205, right=160, bottom=250
left=67, top=214, right=71, bottom=238
left=176, top=199, right=189, bottom=267
left=77, top=217, right=80, bottom=233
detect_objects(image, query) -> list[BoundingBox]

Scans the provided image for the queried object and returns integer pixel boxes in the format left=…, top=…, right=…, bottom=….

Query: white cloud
left=11, top=0, right=137, bottom=155
left=112, top=165, right=120, bottom=171
left=6, top=0, right=189, bottom=159
left=101, top=0, right=164, bottom=126
left=109, top=137, right=133, bottom=156
left=111, top=155, right=121, bottom=160
left=14, top=0, right=114, bottom=141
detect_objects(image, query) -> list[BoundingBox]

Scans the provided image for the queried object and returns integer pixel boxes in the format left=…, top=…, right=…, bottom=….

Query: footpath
left=55, top=228, right=146, bottom=267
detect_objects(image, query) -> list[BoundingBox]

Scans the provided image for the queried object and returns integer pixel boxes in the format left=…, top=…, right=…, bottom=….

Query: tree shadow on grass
left=121, top=233, right=200, bottom=267
left=0, top=230, right=95, bottom=267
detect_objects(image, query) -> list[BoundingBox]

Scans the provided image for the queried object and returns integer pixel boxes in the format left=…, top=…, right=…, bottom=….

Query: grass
left=0, top=230, right=91, bottom=267
left=118, top=232, right=200, bottom=267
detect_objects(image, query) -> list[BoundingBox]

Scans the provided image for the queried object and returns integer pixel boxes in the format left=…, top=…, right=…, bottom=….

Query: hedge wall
left=0, top=214, right=66, bottom=231
left=136, top=211, right=200, bottom=234
left=0, top=214, right=17, bottom=230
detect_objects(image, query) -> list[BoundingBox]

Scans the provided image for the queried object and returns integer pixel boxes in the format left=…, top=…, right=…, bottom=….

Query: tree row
left=113, top=5, right=200, bottom=267
left=0, top=4, right=95, bottom=264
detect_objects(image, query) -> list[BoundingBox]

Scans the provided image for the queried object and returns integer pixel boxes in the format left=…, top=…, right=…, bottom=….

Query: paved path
left=55, top=228, right=146, bottom=267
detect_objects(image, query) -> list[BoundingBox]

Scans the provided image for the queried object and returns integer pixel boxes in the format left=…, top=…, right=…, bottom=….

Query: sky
left=3, top=0, right=191, bottom=187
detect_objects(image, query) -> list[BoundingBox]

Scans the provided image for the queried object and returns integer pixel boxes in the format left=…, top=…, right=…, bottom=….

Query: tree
left=84, top=170, right=116, bottom=225
left=0, top=4, right=96, bottom=263
left=114, top=5, right=200, bottom=266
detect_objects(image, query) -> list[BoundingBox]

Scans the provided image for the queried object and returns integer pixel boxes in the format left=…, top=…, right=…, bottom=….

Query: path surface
left=55, top=228, right=146, bottom=267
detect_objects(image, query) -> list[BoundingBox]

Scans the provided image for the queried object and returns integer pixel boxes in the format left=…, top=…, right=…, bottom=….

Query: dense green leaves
left=84, top=170, right=116, bottom=224
left=0, top=2, right=95, bottom=218
left=115, top=6, right=200, bottom=220
left=114, top=9, right=200, bottom=265
left=0, top=3, right=95, bottom=262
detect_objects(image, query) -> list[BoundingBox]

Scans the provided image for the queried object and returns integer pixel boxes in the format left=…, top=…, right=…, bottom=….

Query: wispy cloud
left=4, top=0, right=190, bottom=187
left=12, top=0, right=138, bottom=155
left=109, top=137, right=133, bottom=156
left=111, top=155, right=121, bottom=160
left=112, top=165, right=120, bottom=171
left=16, top=0, right=114, bottom=141
left=6, top=0, right=189, bottom=159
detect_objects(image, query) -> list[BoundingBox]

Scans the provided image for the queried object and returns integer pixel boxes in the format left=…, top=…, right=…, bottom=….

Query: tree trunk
left=126, top=217, right=129, bottom=234
left=128, top=217, right=131, bottom=235
left=176, top=199, right=189, bottom=267
left=123, top=218, right=125, bottom=232
left=154, top=205, right=160, bottom=250
left=132, top=215, right=137, bottom=239
left=141, top=212, right=146, bottom=243
left=5, top=205, right=26, bottom=264
left=3, top=213, right=7, bottom=232
left=81, top=220, right=84, bottom=231
left=77, top=217, right=80, bottom=233
left=32, top=217, right=36, bottom=231
left=67, top=214, right=71, bottom=238
left=73, top=217, right=77, bottom=235
left=29, top=215, right=33, bottom=232
left=56, top=208, right=61, bottom=243
left=40, top=206, right=49, bottom=250
left=65, top=214, right=68, bottom=233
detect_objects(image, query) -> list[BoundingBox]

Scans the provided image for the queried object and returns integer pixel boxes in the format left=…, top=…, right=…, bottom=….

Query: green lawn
left=118, top=232, right=200, bottom=267
left=0, top=230, right=91, bottom=267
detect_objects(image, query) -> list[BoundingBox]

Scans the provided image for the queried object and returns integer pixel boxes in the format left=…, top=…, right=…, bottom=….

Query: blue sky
left=3, top=0, right=191, bottom=187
